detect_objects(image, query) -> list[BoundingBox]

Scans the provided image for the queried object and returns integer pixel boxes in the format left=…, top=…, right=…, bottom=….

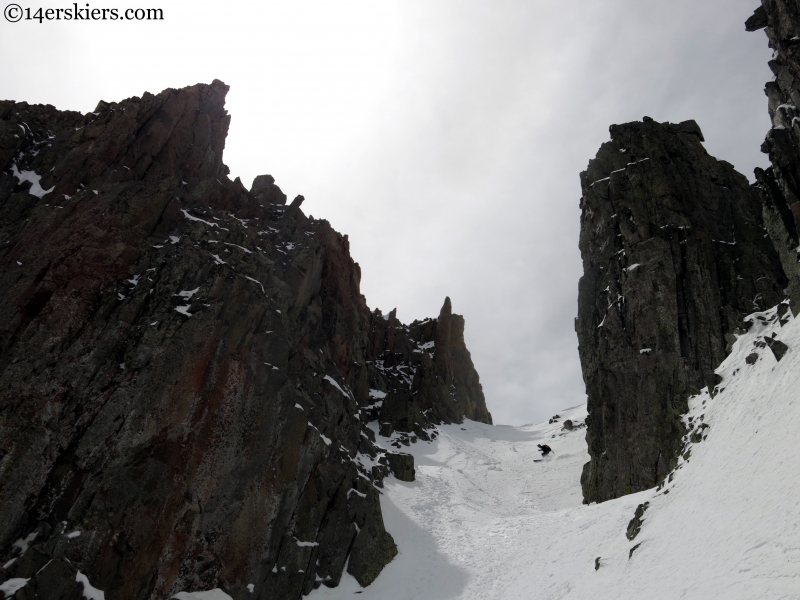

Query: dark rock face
left=17, top=558, right=85, bottom=600
left=748, top=1, right=800, bottom=314
left=0, top=81, right=490, bottom=599
left=577, top=119, right=786, bottom=503
left=367, top=297, right=492, bottom=441
left=383, top=452, right=415, bottom=482
left=250, top=174, right=286, bottom=206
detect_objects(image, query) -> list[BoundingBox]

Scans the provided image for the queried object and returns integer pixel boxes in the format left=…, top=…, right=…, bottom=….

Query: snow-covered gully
left=312, top=304, right=800, bottom=600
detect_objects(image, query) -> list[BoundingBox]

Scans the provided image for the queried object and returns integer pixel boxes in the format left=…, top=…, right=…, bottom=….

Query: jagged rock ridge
left=576, top=118, right=786, bottom=503
left=747, top=0, right=800, bottom=314
left=368, top=297, right=492, bottom=442
left=0, top=81, right=491, bottom=599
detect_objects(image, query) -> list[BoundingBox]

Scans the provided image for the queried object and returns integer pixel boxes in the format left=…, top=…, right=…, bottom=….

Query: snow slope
left=567, top=302, right=800, bottom=600
left=310, top=303, right=800, bottom=599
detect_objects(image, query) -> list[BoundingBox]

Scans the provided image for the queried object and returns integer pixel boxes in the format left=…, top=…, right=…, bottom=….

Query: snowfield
left=311, top=303, right=800, bottom=600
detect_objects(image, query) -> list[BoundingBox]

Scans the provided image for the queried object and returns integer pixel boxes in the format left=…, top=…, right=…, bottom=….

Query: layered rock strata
left=577, top=118, right=786, bottom=503
left=0, top=81, right=490, bottom=599
left=747, top=1, right=800, bottom=313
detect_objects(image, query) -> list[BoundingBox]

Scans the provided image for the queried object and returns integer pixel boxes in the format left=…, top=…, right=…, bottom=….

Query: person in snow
left=537, top=444, right=552, bottom=457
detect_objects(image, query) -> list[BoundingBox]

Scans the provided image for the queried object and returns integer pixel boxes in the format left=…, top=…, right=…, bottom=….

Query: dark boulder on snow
left=577, top=117, right=786, bottom=503
left=384, top=451, right=416, bottom=482
left=626, top=502, right=650, bottom=541
left=628, top=543, right=642, bottom=560
left=765, top=336, right=789, bottom=361
left=0, top=82, right=490, bottom=599
left=344, top=515, right=398, bottom=588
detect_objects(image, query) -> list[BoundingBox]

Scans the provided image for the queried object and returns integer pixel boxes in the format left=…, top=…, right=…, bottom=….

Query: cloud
left=0, top=0, right=773, bottom=424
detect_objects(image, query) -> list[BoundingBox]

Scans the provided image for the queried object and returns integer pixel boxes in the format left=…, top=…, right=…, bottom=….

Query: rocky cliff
left=747, top=1, right=800, bottom=314
left=576, top=118, right=786, bottom=503
left=0, top=81, right=491, bottom=599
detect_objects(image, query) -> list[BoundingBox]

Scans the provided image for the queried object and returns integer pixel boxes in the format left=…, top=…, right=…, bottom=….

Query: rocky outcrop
left=0, top=81, right=490, bottom=599
left=577, top=118, right=786, bottom=503
left=367, top=297, right=492, bottom=442
left=747, top=1, right=800, bottom=313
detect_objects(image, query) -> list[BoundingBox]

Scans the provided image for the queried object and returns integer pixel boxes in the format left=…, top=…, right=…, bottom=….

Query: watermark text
left=5, top=3, right=164, bottom=23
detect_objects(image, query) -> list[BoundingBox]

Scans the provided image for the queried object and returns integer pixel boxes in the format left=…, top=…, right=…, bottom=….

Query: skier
left=537, top=444, right=552, bottom=457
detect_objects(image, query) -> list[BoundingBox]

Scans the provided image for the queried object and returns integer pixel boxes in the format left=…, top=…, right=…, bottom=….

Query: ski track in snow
left=310, top=404, right=639, bottom=600
left=311, top=304, right=800, bottom=600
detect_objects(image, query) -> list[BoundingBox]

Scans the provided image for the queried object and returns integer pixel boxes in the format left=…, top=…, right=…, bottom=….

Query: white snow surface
left=75, top=571, right=105, bottom=600
left=323, top=375, right=352, bottom=399
left=11, top=532, right=36, bottom=555
left=181, top=209, right=220, bottom=228
left=310, top=303, right=800, bottom=599
left=245, top=276, right=265, bottom=293
left=174, top=305, right=193, bottom=317
left=177, top=288, right=200, bottom=299
left=0, top=578, right=29, bottom=598
left=173, top=590, right=232, bottom=600
left=307, top=422, right=332, bottom=446
left=11, top=165, right=53, bottom=198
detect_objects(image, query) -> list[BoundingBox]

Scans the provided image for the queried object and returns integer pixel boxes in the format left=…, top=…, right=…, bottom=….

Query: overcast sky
left=1, top=0, right=772, bottom=425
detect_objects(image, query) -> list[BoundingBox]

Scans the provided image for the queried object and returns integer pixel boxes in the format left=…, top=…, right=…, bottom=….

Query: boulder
left=765, top=337, right=789, bottom=361
left=250, top=174, right=287, bottom=205
left=626, top=502, right=650, bottom=541
left=385, top=452, right=415, bottom=482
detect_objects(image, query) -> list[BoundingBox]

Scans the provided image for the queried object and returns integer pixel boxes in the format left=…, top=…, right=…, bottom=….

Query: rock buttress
left=747, top=1, right=800, bottom=313
left=366, top=297, right=492, bottom=443
left=577, top=118, right=786, bottom=503
left=0, top=82, right=490, bottom=599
